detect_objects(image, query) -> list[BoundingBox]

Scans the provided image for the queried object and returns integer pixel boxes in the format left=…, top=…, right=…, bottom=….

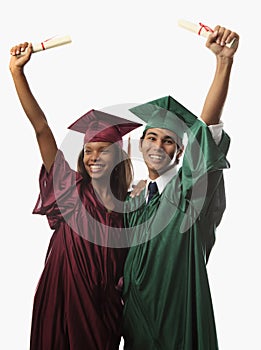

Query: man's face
left=140, top=128, right=182, bottom=179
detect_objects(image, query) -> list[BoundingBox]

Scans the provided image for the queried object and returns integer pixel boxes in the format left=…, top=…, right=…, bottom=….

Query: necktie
left=147, top=181, right=159, bottom=203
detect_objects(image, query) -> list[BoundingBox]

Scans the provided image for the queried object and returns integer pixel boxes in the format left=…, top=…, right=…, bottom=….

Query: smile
left=149, top=154, right=164, bottom=161
left=89, top=164, right=105, bottom=172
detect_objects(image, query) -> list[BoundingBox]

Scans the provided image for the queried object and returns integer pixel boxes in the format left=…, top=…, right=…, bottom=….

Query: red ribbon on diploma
left=198, top=23, right=214, bottom=36
left=40, top=37, right=55, bottom=50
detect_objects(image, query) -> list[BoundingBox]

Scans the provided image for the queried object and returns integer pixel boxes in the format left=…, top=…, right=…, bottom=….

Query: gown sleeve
left=32, top=150, right=82, bottom=229
left=178, top=119, right=229, bottom=206
left=181, top=119, right=230, bottom=189
left=179, top=119, right=230, bottom=261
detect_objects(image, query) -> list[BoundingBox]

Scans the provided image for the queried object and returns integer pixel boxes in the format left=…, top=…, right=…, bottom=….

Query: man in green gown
left=122, top=25, right=239, bottom=349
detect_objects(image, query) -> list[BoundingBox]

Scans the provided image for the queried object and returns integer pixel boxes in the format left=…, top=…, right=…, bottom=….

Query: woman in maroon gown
left=9, top=42, right=141, bottom=350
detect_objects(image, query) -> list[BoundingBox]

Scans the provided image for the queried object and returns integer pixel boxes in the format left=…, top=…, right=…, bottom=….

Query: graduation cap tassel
left=127, top=134, right=131, bottom=158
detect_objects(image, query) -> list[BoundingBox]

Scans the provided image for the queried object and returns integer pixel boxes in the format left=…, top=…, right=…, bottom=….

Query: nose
left=153, top=139, right=164, bottom=151
left=90, top=151, right=100, bottom=162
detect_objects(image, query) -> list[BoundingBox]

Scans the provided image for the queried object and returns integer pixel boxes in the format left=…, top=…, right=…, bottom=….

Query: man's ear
left=176, top=145, right=184, bottom=160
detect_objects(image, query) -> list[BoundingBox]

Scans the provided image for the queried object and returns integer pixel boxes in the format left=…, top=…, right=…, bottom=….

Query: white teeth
left=90, top=165, right=103, bottom=169
left=149, top=155, right=163, bottom=160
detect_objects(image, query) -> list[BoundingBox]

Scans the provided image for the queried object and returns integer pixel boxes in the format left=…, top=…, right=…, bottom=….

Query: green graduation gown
left=122, top=120, right=230, bottom=350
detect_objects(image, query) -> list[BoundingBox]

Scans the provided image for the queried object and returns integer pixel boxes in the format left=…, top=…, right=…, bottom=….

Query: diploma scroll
left=178, top=19, right=237, bottom=48
left=19, top=35, right=72, bottom=56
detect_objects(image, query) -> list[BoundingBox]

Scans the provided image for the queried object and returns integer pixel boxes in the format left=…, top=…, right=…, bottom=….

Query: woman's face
left=83, top=142, right=117, bottom=180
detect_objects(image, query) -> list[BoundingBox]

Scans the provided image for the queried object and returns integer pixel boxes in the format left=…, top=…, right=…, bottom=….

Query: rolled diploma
left=19, top=35, right=72, bottom=55
left=178, top=19, right=236, bottom=48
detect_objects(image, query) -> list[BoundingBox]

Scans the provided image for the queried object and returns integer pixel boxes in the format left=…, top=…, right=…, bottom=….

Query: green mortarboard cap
left=129, top=95, right=198, bottom=139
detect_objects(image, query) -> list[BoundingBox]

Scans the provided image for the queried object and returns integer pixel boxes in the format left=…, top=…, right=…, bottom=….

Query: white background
left=1, top=1, right=260, bottom=349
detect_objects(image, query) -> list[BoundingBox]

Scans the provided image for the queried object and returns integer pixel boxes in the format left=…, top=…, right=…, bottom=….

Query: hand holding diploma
left=178, top=19, right=238, bottom=50
left=10, top=35, right=72, bottom=58
left=10, top=36, right=72, bottom=71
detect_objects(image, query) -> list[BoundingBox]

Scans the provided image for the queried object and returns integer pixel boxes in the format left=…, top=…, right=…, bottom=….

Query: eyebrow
left=146, top=131, right=158, bottom=137
left=146, top=131, right=175, bottom=141
left=84, top=145, right=110, bottom=151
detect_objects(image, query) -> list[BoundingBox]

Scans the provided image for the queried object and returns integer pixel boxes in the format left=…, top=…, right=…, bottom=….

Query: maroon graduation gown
left=30, top=150, right=127, bottom=350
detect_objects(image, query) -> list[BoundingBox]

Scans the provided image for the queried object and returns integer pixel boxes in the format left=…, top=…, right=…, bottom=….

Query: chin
left=148, top=163, right=168, bottom=172
left=90, top=173, right=106, bottom=180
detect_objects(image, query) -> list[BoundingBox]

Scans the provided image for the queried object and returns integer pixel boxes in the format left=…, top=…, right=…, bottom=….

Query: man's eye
left=162, top=138, right=175, bottom=144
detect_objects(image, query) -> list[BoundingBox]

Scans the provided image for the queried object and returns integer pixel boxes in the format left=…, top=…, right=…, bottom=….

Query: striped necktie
left=147, top=181, right=159, bottom=203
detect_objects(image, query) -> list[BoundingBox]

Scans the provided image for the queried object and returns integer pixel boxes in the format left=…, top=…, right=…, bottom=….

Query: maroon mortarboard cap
left=68, top=109, right=142, bottom=146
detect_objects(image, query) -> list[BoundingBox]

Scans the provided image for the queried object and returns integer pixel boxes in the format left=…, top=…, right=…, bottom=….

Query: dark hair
left=77, top=145, right=133, bottom=201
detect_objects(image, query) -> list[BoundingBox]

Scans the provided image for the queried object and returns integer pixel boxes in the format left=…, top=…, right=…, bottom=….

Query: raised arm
left=9, top=42, right=58, bottom=172
left=200, top=25, right=240, bottom=125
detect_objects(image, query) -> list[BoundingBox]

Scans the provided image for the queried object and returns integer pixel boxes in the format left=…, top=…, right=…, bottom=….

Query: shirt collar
left=146, top=165, right=178, bottom=195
